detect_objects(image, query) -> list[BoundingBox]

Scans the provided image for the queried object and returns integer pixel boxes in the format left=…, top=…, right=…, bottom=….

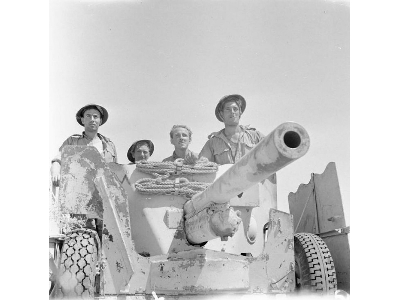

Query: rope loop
left=134, top=159, right=218, bottom=199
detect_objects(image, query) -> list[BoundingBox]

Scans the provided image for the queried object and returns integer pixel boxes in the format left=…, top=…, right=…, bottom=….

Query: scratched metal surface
left=148, top=250, right=250, bottom=294
left=96, top=176, right=135, bottom=293
left=59, top=146, right=106, bottom=217
left=108, top=163, right=278, bottom=258
left=57, top=147, right=150, bottom=295
left=264, top=209, right=295, bottom=293
left=56, top=146, right=296, bottom=296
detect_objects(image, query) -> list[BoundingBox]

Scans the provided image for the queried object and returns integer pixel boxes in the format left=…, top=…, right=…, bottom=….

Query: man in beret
left=199, top=94, right=264, bottom=165
left=127, top=139, right=155, bottom=164
left=50, top=104, right=118, bottom=186
left=163, top=125, right=199, bottom=164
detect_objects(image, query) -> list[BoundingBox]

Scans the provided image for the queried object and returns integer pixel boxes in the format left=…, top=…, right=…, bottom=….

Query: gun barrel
left=184, top=122, right=310, bottom=220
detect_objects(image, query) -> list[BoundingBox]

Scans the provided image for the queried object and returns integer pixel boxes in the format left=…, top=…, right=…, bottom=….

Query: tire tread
left=54, top=229, right=99, bottom=299
left=294, top=233, right=337, bottom=294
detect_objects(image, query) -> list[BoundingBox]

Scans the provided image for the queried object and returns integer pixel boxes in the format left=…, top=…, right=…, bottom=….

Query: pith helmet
left=76, top=104, right=109, bottom=126
left=127, top=140, right=155, bottom=163
left=215, top=94, right=247, bottom=122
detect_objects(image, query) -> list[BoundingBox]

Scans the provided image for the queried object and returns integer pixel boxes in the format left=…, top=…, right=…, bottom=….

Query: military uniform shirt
left=51, top=132, right=118, bottom=164
left=199, top=125, right=264, bottom=165
left=162, top=149, right=198, bottom=163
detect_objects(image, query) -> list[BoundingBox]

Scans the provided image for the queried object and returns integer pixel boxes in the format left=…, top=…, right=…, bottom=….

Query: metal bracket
left=174, top=159, right=183, bottom=175
left=317, top=226, right=350, bottom=238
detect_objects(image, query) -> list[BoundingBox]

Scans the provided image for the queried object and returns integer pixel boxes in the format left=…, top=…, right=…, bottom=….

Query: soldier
left=50, top=104, right=117, bottom=186
left=127, top=139, right=155, bottom=164
left=162, top=125, right=199, bottom=164
left=199, top=94, right=264, bottom=165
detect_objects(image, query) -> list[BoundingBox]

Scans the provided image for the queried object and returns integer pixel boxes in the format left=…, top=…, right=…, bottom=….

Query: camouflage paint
left=55, top=136, right=300, bottom=297
left=184, top=122, right=309, bottom=243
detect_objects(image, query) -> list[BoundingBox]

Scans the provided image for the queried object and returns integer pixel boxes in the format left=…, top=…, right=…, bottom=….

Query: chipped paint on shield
left=264, top=209, right=295, bottom=293
left=59, top=146, right=105, bottom=217
left=55, top=121, right=309, bottom=297
left=148, top=250, right=250, bottom=294
left=95, top=175, right=136, bottom=292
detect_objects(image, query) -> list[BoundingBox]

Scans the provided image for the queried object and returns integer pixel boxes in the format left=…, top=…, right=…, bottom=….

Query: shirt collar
left=172, top=149, right=192, bottom=160
left=82, top=132, right=109, bottom=150
left=214, top=125, right=246, bottom=144
left=82, top=131, right=104, bottom=141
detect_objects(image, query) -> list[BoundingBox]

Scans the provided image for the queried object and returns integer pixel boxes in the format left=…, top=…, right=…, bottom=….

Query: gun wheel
left=294, top=233, right=337, bottom=294
left=53, top=229, right=100, bottom=299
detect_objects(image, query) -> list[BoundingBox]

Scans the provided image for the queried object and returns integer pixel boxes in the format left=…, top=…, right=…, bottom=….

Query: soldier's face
left=81, top=109, right=102, bottom=132
left=134, top=144, right=150, bottom=162
left=171, top=128, right=191, bottom=150
left=222, top=101, right=241, bottom=125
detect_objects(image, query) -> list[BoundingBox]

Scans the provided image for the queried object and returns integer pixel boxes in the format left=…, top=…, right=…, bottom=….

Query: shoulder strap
left=97, top=133, right=111, bottom=142
left=208, top=128, right=224, bottom=139
left=207, top=132, right=218, bottom=139
left=242, top=124, right=257, bottom=131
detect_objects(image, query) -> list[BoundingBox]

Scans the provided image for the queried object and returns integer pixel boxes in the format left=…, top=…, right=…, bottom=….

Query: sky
left=49, top=0, right=350, bottom=224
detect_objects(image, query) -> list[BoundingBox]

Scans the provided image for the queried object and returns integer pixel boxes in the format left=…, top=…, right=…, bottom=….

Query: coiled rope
left=134, top=158, right=218, bottom=200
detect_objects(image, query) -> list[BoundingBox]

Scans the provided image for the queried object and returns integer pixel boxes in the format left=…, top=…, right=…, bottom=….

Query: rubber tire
left=54, top=229, right=100, bottom=299
left=294, top=233, right=337, bottom=294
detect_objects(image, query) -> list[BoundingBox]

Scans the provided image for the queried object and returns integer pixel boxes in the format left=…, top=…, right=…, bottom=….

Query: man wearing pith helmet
left=199, top=94, right=265, bottom=165
left=50, top=104, right=118, bottom=186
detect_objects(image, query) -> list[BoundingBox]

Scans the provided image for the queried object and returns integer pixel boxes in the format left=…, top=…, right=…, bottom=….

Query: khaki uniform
left=162, top=149, right=198, bottom=163
left=199, top=125, right=264, bottom=165
left=52, top=132, right=117, bottom=164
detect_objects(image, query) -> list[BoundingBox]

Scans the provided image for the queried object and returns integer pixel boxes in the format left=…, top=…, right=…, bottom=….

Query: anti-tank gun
left=49, top=122, right=343, bottom=299
left=183, top=122, right=310, bottom=245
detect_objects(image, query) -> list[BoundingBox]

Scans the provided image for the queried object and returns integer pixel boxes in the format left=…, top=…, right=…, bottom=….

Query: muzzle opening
left=283, top=131, right=301, bottom=148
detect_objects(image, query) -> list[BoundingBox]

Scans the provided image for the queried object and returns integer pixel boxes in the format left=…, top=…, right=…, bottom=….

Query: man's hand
left=51, top=162, right=61, bottom=186
left=184, top=152, right=199, bottom=165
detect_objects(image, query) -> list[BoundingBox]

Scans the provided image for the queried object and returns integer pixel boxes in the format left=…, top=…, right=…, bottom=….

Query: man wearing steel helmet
left=50, top=104, right=118, bottom=186
left=127, top=139, right=155, bottom=164
left=199, top=94, right=264, bottom=165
